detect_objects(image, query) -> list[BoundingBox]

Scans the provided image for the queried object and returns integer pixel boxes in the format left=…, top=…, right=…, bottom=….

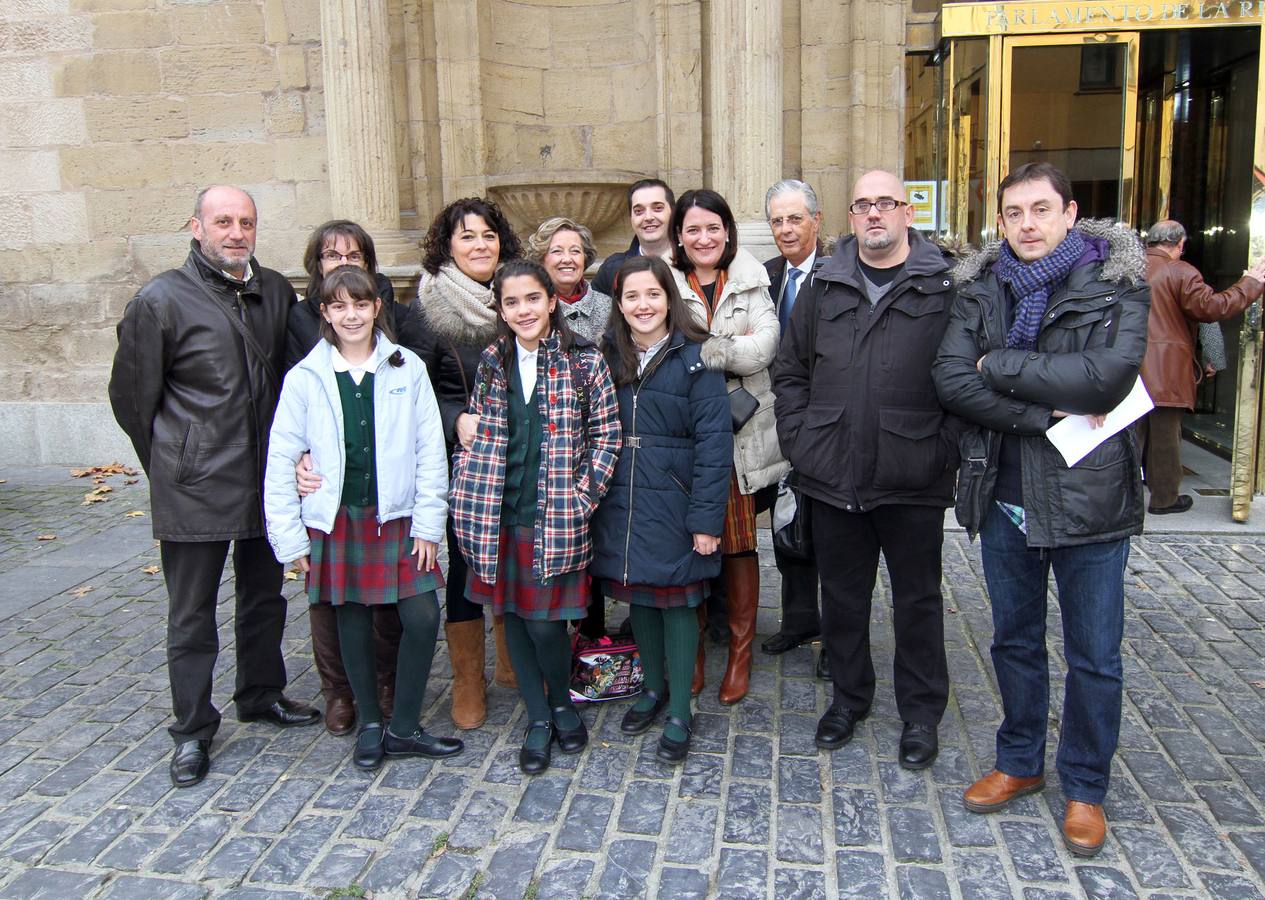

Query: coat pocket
left=791, top=403, right=845, bottom=484
left=872, top=407, right=946, bottom=491
left=174, top=424, right=202, bottom=485
left=1057, top=435, right=1136, bottom=536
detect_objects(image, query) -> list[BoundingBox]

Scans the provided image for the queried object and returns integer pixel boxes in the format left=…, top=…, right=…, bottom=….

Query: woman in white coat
left=670, top=188, right=789, bottom=705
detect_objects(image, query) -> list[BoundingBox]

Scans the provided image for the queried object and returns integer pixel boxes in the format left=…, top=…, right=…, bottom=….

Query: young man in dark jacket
left=109, top=186, right=319, bottom=789
left=774, top=170, right=959, bottom=771
left=933, top=162, right=1150, bottom=858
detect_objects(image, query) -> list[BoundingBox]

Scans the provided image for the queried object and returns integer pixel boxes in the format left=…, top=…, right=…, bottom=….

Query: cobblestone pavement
left=3, top=465, right=1265, bottom=899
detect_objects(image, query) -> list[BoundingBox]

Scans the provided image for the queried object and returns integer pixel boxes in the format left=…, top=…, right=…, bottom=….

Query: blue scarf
left=993, top=229, right=1086, bottom=350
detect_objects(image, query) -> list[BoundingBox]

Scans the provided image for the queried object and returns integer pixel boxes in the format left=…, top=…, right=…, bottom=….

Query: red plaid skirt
left=466, top=525, right=588, bottom=621
left=721, top=471, right=756, bottom=554
left=306, top=505, right=443, bottom=606
left=606, top=580, right=706, bottom=610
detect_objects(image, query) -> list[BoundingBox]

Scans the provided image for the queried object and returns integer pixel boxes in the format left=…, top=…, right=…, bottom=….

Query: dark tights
left=502, top=613, right=580, bottom=749
left=336, top=592, right=439, bottom=735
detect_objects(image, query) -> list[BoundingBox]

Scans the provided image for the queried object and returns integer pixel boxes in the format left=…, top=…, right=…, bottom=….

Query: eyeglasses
left=769, top=214, right=808, bottom=229
left=320, top=250, right=365, bottom=264
left=848, top=198, right=907, bottom=215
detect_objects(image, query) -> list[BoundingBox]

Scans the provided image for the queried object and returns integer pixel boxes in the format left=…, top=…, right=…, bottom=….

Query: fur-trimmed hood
left=952, top=218, right=1147, bottom=287
left=414, top=267, right=499, bottom=348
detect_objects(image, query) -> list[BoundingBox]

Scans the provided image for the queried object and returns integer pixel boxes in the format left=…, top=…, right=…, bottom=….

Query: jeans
left=979, top=504, right=1127, bottom=804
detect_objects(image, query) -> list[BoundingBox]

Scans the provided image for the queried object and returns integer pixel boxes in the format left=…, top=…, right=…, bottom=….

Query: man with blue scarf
left=933, top=162, right=1150, bottom=858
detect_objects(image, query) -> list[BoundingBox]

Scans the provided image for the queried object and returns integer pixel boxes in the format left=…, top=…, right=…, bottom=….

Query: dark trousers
left=811, top=501, right=948, bottom=725
left=160, top=537, right=288, bottom=743
left=444, top=517, right=482, bottom=623
left=775, top=544, right=820, bottom=635
left=1138, top=407, right=1184, bottom=508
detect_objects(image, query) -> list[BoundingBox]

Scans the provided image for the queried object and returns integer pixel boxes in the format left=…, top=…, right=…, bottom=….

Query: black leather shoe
left=353, top=723, right=384, bottom=770
left=239, top=696, right=321, bottom=728
left=1148, top=494, right=1193, bottom=515
left=656, top=714, right=693, bottom=763
left=815, top=704, right=868, bottom=750
left=620, top=689, right=669, bottom=735
left=761, top=629, right=820, bottom=655
left=383, top=728, right=463, bottom=759
left=815, top=648, right=831, bottom=681
left=170, top=739, right=210, bottom=788
left=553, top=706, right=588, bottom=754
left=519, top=721, right=554, bottom=774
left=899, top=722, right=939, bottom=770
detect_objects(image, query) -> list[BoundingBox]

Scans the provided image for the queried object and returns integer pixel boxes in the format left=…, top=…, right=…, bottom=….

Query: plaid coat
left=450, top=334, right=621, bottom=583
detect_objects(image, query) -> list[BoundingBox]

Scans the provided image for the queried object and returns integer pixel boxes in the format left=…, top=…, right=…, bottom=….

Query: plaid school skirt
left=721, top=471, right=757, bottom=554
left=606, top=580, right=707, bottom=610
left=466, top=525, right=588, bottom=621
left=306, top=505, right=443, bottom=606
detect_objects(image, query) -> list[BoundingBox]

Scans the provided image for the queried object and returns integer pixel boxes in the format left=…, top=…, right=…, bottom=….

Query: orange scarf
left=686, top=270, right=727, bottom=326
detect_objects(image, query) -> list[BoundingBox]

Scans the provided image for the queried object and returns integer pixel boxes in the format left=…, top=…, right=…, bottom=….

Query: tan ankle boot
left=718, top=555, right=759, bottom=705
left=445, top=619, right=487, bottom=729
left=492, top=615, right=518, bottom=689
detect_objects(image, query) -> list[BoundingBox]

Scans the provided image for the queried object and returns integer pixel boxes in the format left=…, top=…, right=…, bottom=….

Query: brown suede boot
left=718, top=555, right=759, bottom=705
left=309, top=605, right=355, bottom=735
left=492, top=615, right=518, bottom=689
left=692, top=606, right=706, bottom=696
left=445, top=619, right=487, bottom=729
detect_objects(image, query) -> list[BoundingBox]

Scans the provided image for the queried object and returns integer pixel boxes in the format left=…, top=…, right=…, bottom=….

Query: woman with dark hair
left=669, top=189, right=787, bottom=705
left=592, top=256, right=731, bottom=762
left=401, top=197, right=525, bottom=731
left=450, top=259, right=621, bottom=774
left=288, top=220, right=405, bottom=737
left=287, top=220, right=398, bottom=370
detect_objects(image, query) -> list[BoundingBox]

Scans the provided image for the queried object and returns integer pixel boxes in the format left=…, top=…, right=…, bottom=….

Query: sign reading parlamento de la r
left=943, top=0, right=1265, bottom=35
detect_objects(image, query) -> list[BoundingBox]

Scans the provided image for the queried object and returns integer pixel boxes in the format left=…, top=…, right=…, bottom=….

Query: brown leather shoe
left=1063, top=801, right=1107, bottom=857
left=963, top=770, right=1046, bottom=813
left=324, top=696, right=355, bottom=736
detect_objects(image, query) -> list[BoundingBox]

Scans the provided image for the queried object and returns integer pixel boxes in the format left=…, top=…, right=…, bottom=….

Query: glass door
left=999, top=33, right=1140, bottom=223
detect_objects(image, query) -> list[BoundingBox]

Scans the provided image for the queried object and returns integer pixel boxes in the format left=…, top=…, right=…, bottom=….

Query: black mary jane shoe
left=620, top=689, right=669, bottom=735
left=352, top=723, right=385, bottom=770
left=170, top=739, right=211, bottom=788
left=384, top=728, right=464, bottom=759
left=656, top=714, right=693, bottom=764
left=519, top=721, right=554, bottom=775
left=553, top=705, right=588, bottom=754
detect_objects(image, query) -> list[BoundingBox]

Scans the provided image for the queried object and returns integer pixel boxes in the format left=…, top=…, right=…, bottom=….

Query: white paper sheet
left=1045, top=376, right=1154, bottom=467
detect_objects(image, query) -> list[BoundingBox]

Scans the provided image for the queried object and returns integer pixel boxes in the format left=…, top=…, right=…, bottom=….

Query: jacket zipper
left=621, top=343, right=677, bottom=585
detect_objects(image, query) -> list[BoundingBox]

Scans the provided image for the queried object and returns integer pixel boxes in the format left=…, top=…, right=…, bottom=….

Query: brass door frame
left=996, top=33, right=1141, bottom=225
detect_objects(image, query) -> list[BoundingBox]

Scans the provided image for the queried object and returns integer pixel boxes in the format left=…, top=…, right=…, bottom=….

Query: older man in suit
left=761, top=179, right=826, bottom=678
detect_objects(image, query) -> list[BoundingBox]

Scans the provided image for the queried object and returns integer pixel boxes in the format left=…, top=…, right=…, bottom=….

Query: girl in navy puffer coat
left=592, top=256, right=733, bottom=763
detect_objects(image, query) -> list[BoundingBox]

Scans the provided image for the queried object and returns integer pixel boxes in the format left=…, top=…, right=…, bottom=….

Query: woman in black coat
left=591, top=256, right=733, bottom=762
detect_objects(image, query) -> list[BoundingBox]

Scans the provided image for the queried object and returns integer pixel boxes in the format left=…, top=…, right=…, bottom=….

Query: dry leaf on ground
left=124, top=510, right=146, bottom=518
left=70, top=586, right=93, bottom=597
left=71, top=462, right=139, bottom=479
left=141, top=565, right=161, bottom=575
left=35, top=535, right=57, bottom=542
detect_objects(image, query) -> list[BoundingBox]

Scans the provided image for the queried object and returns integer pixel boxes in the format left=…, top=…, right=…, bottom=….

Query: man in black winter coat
left=109, top=185, right=319, bottom=790
left=774, top=170, right=959, bottom=771
left=932, top=162, right=1149, bottom=859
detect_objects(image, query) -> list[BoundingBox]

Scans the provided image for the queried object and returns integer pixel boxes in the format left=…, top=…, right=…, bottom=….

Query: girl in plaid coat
left=265, top=267, right=463, bottom=771
left=450, top=259, right=621, bottom=775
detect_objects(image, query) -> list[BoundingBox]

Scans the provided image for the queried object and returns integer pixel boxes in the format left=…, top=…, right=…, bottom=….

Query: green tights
left=335, top=592, right=439, bottom=735
left=629, top=604, right=697, bottom=742
left=502, top=613, right=580, bottom=750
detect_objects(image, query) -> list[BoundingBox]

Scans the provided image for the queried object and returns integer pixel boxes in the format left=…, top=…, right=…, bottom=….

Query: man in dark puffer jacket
left=933, top=162, right=1149, bottom=859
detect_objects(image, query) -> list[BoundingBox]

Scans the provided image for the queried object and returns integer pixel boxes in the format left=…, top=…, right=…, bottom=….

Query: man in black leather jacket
left=110, top=186, right=319, bottom=789
left=932, top=162, right=1149, bottom=858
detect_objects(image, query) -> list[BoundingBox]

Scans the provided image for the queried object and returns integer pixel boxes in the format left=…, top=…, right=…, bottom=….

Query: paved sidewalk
left=2, top=466, right=1265, bottom=898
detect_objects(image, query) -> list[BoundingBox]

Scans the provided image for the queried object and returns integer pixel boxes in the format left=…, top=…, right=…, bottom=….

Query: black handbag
left=729, top=385, right=759, bottom=432
left=772, top=476, right=813, bottom=561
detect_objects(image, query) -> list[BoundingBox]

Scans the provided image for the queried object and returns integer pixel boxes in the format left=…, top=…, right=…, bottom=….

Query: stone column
left=707, top=0, right=783, bottom=262
left=320, top=0, right=416, bottom=265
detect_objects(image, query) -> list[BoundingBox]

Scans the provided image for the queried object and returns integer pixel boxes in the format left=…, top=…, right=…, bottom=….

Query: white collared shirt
left=635, top=333, right=671, bottom=376
left=223, top=262, right=254, bottom=283
left=516, top=339, right=539, bottom=398
left=789, top=249, right=816, bottom=284
left=331, top=341, right=384, bottom=386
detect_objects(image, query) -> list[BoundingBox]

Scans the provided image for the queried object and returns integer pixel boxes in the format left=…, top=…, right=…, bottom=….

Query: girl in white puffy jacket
left=264, top=266, right=462, bottom=771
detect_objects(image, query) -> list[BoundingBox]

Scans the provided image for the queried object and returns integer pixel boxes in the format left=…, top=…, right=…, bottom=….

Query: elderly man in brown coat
left=1139, top=220, right=1265, bottom=514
